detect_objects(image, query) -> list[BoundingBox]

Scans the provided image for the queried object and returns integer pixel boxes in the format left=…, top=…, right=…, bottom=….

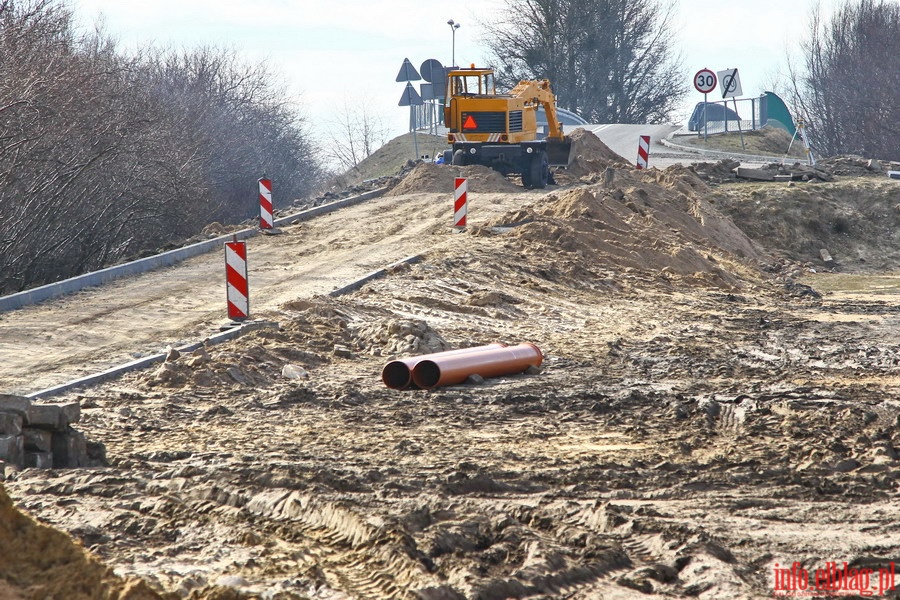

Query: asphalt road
left=584, top=122, right=776, bottom=168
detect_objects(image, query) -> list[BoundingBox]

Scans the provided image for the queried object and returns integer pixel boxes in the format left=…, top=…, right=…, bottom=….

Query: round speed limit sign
left=694, top=68, right=717, bottom=94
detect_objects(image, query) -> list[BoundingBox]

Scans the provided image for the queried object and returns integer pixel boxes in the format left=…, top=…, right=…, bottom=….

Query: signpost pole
left=734, top=97, right=745, bottom=151
left=693, top=68, right=716, bottom=141
left=703, top=92, right=708, bottom=141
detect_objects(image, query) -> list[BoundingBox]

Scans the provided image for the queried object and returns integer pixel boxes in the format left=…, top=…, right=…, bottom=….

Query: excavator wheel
left=524, top=151, right=549, bottom=189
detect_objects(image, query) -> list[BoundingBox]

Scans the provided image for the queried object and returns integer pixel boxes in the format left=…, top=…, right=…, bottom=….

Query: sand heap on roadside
left=0, top=484, right=162, bottom=600
left=387, top=163, right=521, bottom=196
left=494, top=164, right=768, bottom=289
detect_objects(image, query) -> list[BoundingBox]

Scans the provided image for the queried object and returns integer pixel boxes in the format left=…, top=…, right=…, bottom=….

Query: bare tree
left=789, top=0, right=900, bottom=160
left=323, top=99, right=390, bottom=171
left=483, top=0, right=686, bottom=124
left=0, top=0, right=325, bottom=294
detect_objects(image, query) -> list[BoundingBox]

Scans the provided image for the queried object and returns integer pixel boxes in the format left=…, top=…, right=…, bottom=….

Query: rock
left=0, top=394, right=31, bottom=417
left=186, top=348, right=210, bottom=367
left=24, top=451, right=53, bottom=469
left=0, top=435, right=23, bottom=467
left=226, top=367, right=249, bottom=384
left=332, top=344, right=353, bottom=358
left=866, top=158, right=882, bottom=172
left=525, top=365, right=542, bottom=375
left=25, top=404, right=66, bottom=430
left=466, top=374, right=485, bottom=385
left=832, top=458, right=860, bottom=473
left=165, top=346, right=181, bottom=362
left=0, top=413, right=23, bottom=436
left=281, top=364, right=309, bottom=379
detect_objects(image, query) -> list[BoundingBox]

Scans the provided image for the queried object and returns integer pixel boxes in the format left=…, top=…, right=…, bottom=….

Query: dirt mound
left=816, top=155, right=900, bottom=177
left=387, top=162, right=521, bottom=196
left=497, top=165, right=767, bottom=289
left=0, top=484, right=163, bottom=599
left=555, top=127, right=629, bottom=182
left=711, top=176, right=900, bottom=271
left=567, top=127, right=628, bottom=164
left=331, top=132, right=450, bottom=188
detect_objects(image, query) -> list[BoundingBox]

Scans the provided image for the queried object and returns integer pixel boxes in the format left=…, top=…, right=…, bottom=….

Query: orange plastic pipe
left=381, top=343, right=507, bottom=390
left=411, top=342, right=542, bottom=389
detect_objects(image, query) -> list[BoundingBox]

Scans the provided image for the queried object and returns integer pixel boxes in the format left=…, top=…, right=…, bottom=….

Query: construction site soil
left=1, top=130, right=898, bottom=600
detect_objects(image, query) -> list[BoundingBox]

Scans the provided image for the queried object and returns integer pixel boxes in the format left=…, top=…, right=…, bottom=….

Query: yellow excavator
left=442, top=66, right=573, bottom=189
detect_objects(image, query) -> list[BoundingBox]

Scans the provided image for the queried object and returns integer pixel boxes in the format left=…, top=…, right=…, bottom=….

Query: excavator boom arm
left=508, top=79, right=566, bottom=141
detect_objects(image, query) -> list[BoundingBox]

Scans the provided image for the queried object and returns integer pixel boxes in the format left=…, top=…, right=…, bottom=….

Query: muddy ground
left=1, top=137, right=899, bottom=600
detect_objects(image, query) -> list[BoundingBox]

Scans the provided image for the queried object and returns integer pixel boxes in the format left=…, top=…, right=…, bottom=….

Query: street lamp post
left=447, top=19, right=460, bottom=67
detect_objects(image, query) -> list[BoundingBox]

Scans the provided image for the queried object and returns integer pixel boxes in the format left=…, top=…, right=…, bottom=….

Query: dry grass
left=676, top=125, right=807, bottom=158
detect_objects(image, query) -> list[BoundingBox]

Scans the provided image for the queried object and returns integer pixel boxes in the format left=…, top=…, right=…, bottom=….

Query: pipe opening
left=411, top=360, right=441, bottom=389
left=381, top=361, right=412, bottom=390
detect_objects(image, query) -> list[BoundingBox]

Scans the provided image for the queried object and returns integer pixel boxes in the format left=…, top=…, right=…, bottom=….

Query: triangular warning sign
left=462, top=114, right=478, bottom=130
left=398, top=82, right=423, bottom=107
left=395, top=58, right=421, bottom=82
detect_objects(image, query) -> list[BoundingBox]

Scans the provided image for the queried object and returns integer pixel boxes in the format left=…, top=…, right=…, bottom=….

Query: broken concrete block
left=734, top=167, right=775, bottom=181
left=0, top=434, right=23, bottom=467
left=25, top=403, right=65, bottom=430
left=24, top=429, right=53, bottom=453
left=1, top=461, right=19, bottom=480
left=60, top=402, right=81, bottom=425
left=0, top=413, right=23, bottom=436
left=52, top=428, right=87, bottom=468
left=0, top=394, right=32, bottom=417
left=24, top=451, right=53, bottom=469
left=820, top=249, right=834, bottom=263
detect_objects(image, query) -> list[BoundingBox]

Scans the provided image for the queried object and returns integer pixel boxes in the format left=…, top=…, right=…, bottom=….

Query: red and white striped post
left=225, top=237, right=249, bottom=321
left=636, top=135, right=650, bottom=169
left=258, top=177, right=273, bottom=230
left=454, top=177, right=468, bottom=229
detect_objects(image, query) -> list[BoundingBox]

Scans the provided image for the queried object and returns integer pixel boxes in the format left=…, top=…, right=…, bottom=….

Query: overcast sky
left=72, top=0, right=844, bottom=140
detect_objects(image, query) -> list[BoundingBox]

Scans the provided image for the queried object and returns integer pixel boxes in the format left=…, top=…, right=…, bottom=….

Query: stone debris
left=0, top=393, right=102, bottom=473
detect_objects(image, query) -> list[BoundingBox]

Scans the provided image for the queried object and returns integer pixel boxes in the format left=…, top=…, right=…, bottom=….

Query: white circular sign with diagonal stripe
left=717, top=68, right=742, bottom=98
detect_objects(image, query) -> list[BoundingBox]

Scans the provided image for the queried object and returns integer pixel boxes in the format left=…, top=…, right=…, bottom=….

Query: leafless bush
left=790, top=0, right=900, bottom=160
left=0, top=0, right=324, bottom=294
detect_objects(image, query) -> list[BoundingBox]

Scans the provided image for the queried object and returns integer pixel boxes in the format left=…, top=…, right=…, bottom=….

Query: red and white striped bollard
left=636, top=135, right=650, bottom=169
left=225, top=237, right=249, bottom=321
left=258, top=177, right=273, bottom=230
left=454, top=177, right=467, bottom=229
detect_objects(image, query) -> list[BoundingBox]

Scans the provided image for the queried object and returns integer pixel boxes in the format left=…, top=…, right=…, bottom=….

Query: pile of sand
left=387, top=163, right=521, bottom=196
left=0, top=484, right=163, bottom=599
left=562, top=128, right=629, bottom=179
left=496, top=165, right=768, bottom=289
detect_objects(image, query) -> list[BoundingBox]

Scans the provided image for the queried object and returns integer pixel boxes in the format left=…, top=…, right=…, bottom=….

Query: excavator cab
left=450, top=70, right=496, bottom=97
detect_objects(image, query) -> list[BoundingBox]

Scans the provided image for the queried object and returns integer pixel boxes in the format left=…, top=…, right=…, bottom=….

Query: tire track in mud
left=245, top=490, right=435, bottom=599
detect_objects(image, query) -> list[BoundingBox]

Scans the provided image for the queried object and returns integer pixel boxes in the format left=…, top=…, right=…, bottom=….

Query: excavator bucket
left=546, top=137, right=573, bottom=166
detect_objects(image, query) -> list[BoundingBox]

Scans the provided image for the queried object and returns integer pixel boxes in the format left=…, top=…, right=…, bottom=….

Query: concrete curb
left=328, top=255, right=423, bottom=297
left=0, top=187, right=388, bottom=313
left=25, top=320, right=279, bottom=400
left=661, top=133, right=789, bottom=164
left=25, top=253, right=423, bottom=399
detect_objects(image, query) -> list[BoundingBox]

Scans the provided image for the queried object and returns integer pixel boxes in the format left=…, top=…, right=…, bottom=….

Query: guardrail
left=0, top=187, right=388, bottom=313
left=688, top=96, right=766, bottom=136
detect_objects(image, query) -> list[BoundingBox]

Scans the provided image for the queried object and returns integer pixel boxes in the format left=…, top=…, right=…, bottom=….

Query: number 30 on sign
left=694, top=69, right=717, bottom=94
